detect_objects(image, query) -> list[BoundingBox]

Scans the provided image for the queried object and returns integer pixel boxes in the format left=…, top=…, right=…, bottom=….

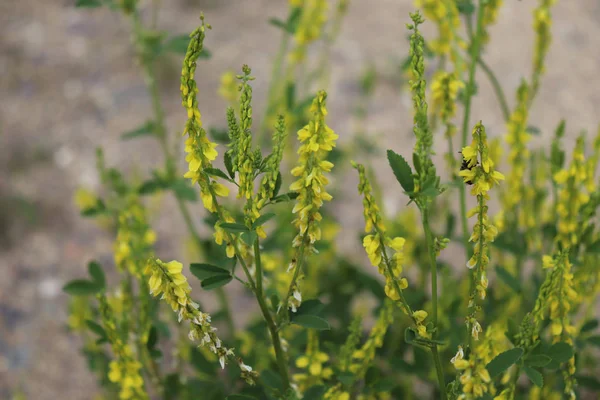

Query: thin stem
left=205, top=183, right=290, bottom=390
left=422, top=210, right=439, bottom=327
left=431, top=346, right=447, bottom=400
left=254, top=239, right=291, bottom=390
left=421, top=208, right=446, bottom=399
left=477, top=58, right=510, bottom=121
left=282, top=234, right=309, bottom=320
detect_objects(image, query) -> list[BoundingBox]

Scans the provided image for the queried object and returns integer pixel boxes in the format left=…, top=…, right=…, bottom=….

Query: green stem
left=421, top=209, right=446, bottom=399
left=477, top=58, right=510, bottom=121
left=431, top=346, right=447, bottom=400
left=254, top=239, right=291, bottom=391
left=282, top=234, right=309, bottom=320
left=205, top=183, right=290, bottom=390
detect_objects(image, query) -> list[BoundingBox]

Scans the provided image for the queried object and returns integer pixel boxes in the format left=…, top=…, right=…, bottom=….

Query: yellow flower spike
left=462, top=122, right=503, bottom=340
left=290, top=90, right=337, bottom=251
left=145, top=258, right=257, bottom=384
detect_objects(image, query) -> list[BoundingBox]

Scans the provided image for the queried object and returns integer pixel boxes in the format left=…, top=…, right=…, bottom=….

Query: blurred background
left=1, top=0, right=599, bottom=398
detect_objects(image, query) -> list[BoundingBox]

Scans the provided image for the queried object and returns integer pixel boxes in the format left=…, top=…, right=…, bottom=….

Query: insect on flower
left=459, top=151, right=477, bottom=185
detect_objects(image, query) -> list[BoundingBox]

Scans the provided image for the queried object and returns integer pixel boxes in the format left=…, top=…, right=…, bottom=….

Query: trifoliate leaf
left=524, top=354, right=551, bottom=368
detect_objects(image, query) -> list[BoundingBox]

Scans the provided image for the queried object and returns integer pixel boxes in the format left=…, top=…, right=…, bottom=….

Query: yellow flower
left=290, top=90, right=338, bottom=249
left=74, top=188, right=98, bottom=211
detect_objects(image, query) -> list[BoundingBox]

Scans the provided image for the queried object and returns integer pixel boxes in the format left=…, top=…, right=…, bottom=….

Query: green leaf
left=586, top=240, right=600, bottom=253
left=272, top=171, right=282, bottom=198
left=295, top=299, right=325, bottom=316
left=190, top=348, right=216, bottom=376
left=586, top=335, right=600, bottom=347
left=240, top=230, right=258, bottom=247
left=523, top=366, right=543, bottom=387
left=577, top=375, right=600, bottom=390
left=302, top=385, right=325, bottom=399
left=121, top=121, right=155, bottom=140
left=75, top=0, right=103, bottom=7
left=224, top=152, right=235, bottom=178
left=201, top=274, right=233, bottom=290
left=337, top=371, right=354, bottom=387
left=85, top=320, right=107, bottom=337
left=291, top=314, right=331, bottom=330
left=261, top=369, right=284, bottom=391
left=147, top=326, right=158, bottom=350
left=227, top=396, right=258, bottom=400
left=138, top=178, right=168, bottom=195
left=580, top=319, right=598, bottom=333
left=87, top=261, right=105, bottom=289
left=219, top=223, right=249, bottom=233
left=271, top=192, right=299, bottom=203
left=526, top=126, right=541, bottom=136
left=190, top=263, right=231, bottom=280
left=163, top=35, right=211, bottom=58
left=525, top=354, right=551, bottom=368
left=268, top=18, right=289, bottom=32
left=204, top=167, right=232, bottom=181
left=486, top=348, right=524, bottom=378
left=495, top=266, right=521, bottom=292
left=404, top=327, right=417, bottom=344
left=252, top=213, right=276, bottom=228
left=546, top=342, right=573, bottom=363
left=171, top=179, right=198, bottom=202
left=386, top=150, right=414, bottom=193
left=63, top=279, right=102, bottom=296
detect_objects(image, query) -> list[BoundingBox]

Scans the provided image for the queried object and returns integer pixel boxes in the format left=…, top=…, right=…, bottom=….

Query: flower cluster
left=481, top=0, right=503, bottom=43
left=537, top=252, right=578, bottom=399
left=502, top=81, right=530, bottom=214
left=218, top=70, right=237, bottom=105
left=145, top=258, right=257, bottom=384
left=99, top=296, right=148, bottom=400
left=291, top=0, right=328, bottom=62
left=531, top=0, right=557, bottom=96
left=414, top=0, right=463, bottom=57
left=451, top=325, right=505, bottom=400
left=460, top=122, right=504, bottom=339
left=113, top=195, right=156, bottom=277
left=430, top=71, right=464, bottom=123
left=407, top=12, right=434, bottom=186
left=293, top=331, right=333, bottom=392
left=256, top=115, right=288, bottom=210
left=289, top=90, right=338, bottom=249
left=354, top=162, right=431, bottom=338
left=554, top=136, right=590, bottom=246
left=180, top=16, right=229, bottom=212
left=349, top=300, right=394, bottom=378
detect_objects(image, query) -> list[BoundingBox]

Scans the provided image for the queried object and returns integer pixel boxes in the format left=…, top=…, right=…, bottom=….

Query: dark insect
left=459, top=151, right=477, bottom=185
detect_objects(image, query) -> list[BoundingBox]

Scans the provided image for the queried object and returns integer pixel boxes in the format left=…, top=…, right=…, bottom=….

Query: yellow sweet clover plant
left=63, top=1, right=600, bottom=399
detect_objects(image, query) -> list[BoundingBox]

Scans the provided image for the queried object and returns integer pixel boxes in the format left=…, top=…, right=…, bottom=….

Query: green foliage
left=65, top=1, right=600, bottom=399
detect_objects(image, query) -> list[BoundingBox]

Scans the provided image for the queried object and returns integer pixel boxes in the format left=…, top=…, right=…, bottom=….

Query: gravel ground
left=1, top=0, right=599, bottom=398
